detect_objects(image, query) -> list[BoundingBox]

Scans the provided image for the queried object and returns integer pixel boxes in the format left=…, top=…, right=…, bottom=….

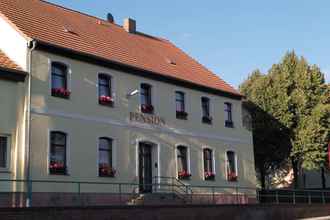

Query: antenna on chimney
left=107, top=13, right=114, bottom=23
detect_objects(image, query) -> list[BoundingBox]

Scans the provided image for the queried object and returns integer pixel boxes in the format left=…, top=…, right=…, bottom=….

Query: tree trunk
left=260, top=168, right=266, bottom=189
left=292, top=158, right=299, bottom=189
left=321, top=167, right=326, bottom=189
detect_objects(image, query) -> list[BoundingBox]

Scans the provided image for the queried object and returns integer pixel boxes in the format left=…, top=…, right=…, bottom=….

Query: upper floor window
left=203, top=148, right=215, bottom=180
left=201, top=97, right=212, bottom=124
left=51, top=62, right=70, bottom=99
left=99, top=137, right=116, bottom=177
left=224, top=102, right=233, bottom=128
left=226, top=151, right=237, bottom=182
left=177, top=145, right=191, bottom=180
left=49, top=131, right=67, bottom=175
left=0, top=136, right=9, bottom=169
left=98, top=74, right=113, bottom=107
left=176, top=91, right=188, bottom=120
left=140, top=83, right=154, bottom=114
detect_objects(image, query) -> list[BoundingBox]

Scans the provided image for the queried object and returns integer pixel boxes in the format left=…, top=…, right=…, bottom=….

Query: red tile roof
left=0, top=0, right=241, bottom=96
left=0, top=50, right=23, bottom=71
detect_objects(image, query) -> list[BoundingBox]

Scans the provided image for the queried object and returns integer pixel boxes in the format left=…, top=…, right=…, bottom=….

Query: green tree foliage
left=240, top=51, right=330, bottom=188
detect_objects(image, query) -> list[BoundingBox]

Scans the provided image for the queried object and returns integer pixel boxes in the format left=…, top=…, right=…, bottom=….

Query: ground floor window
left=226, top=151, right=238, bottom=181
left=99, top=137, right=116, bottom=177
left=0, top=136, right=8, bottom=168
left=204, top=148, right=215, bottom=180
left=177, top=145, right=191, bottom=180
left=49, top=131, right=67, bottom=175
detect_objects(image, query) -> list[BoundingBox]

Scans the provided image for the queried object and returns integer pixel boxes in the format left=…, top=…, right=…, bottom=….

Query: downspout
left=26, top=39, right=37, bottom=207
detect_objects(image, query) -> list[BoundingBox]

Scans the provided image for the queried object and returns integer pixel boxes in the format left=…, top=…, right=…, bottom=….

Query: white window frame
left=97, top=136, right=117, bottom=177
left=0, top=134, right=11, bottom=172
left=48, top=59, right=72, bottom=96
left=175, top=144, right=191, bottom=179
left=47, top=130, right=70, bottom=175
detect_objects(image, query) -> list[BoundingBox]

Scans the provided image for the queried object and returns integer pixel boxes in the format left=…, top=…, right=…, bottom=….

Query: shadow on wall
left=243, top=101, right=292, bottom=189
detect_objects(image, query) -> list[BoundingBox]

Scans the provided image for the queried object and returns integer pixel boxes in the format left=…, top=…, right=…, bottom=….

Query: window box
left=178, top=170, right=191, bottom=180
left=52, top=88, right=70, bottom=99
left=227, top=172, right=238, bottom=182
left=141, top=104, right=154, bottom=114
left=49, top=161, right=67, bottom=175
left=176, top=111, right=188, bottom=120
left=99, top=164, right=116, bottom=177
left=225, top=120, right=234, bottom=128
left=99, top=96, right=114, bottom=107
left=202, top=116, right=212, bottom=124
left=204, top=172, right=215, bottom=181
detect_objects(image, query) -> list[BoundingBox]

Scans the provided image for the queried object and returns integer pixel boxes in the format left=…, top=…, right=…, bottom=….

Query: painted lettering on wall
left=130, top=112, right=165, bottom=126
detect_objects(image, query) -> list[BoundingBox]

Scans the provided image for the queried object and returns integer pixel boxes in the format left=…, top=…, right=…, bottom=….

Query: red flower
left=99, top=95, right=113, bottom=103
left=99, top=163, right=116, bottom=177
left=227, top=171, right=238, bottom=181
left=141, top=104, right=154, bottom=113
left=178, top=170, right=191, bottom=179
left=205, top=171, right=215, bottom=179
left=52, top=88, right=70, bottom=98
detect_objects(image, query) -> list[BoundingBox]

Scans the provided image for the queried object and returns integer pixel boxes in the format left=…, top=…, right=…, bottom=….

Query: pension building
left=0, top=0, right=256, bottom=206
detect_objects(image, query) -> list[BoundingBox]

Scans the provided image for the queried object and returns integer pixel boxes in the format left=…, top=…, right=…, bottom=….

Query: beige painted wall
left=0, top=79, right=27, bottom=191
left=25, top=50, right=256, bottom=193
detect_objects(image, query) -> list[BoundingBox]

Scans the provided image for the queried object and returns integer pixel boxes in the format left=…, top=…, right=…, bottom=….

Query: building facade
left=0, top=0, right=256, bottom=206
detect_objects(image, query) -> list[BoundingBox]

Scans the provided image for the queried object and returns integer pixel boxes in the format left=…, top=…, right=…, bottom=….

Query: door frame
left=135, top=139, right=161, bottom=191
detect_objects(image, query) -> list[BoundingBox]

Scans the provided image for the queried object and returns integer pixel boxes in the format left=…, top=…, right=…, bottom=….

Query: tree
left=240, top=51, right=330, bottom=188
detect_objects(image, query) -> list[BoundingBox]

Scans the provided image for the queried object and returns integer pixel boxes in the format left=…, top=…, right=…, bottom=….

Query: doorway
left=138, top=142, right=153, bottom=193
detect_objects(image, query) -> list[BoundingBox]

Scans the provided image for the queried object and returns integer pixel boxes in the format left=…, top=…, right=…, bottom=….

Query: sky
left=48, top=0, right=330, bottom=88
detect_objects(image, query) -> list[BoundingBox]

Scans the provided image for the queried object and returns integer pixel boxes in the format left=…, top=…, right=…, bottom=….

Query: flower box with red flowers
left=176, top=111, right=188, bottom=120
left=178, top=170, right=191, bottom=180
left=202, top=116, right=213, bottom=124
left=52, top=88, right=71, bottom=99
left=227, top=172, right=238, bottom=182
left=99, top=95, right=114, bottom=107
left=99, top=164, right=116, bottom=177
left=141, top=104, right=154, bottom=114
left=49, top=161, right=66, bottom=175
left=204, top=171, right=215, bottom=180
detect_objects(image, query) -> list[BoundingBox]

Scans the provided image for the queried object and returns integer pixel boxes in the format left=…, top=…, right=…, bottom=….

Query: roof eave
left=0, top=66, right=27, bottom=82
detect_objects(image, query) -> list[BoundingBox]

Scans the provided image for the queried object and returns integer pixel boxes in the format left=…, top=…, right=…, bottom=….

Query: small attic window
left=166, top=58, right=177, bottom=66
left=63, top=26, right=78, bottom=35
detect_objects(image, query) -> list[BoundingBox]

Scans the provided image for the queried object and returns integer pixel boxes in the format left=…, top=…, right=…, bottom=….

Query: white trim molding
left=31, top=107, right=251, bottom=145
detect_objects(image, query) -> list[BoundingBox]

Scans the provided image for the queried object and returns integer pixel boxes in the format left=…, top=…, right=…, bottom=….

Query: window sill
left=99, top=100, right=114, bottom=107
left=51, top=94, right=70, bottom=100
left=225, top=121, right=234, bottom=128
left=98, top=175, right=115, bottom=178
left=176, top=111, right=188, bottom=120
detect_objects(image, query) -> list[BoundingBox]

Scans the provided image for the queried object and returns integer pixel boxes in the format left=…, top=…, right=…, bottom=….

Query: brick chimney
left=123, top=18, right=136, bottom=33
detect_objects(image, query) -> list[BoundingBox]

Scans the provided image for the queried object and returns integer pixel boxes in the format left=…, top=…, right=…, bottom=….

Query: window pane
left=176, top=92, right=185, bottom=111
left=204, top=149, right=213, bottom=172
left=50, top=146, right=66, bottom=162
left=98, top=75, right=111, bottom=97
left=140, top=84, right=151, bottom=105
left=177, top=146, right=187, bottom=171
left=0, top=137, right=7, bottom=168
left=51, top=132, right=66, bottom=145
left=202, top=98, right=210, bottom=117
left=225, top=103, right=232, bottom=121
left=51, top=63, right=67, bottom=89
left=227, top=151, right=236, bottom=173
left=99, top=138, right=112, bottom=166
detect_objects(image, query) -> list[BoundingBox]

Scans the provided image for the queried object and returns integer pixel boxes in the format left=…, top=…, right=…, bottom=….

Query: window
left=51, top=62, right=70, bottom=98
left=224, top=102, right=233, bottom=127
left=0, top=136, right=8, bottom=169
left=203, top=148, right=215, bottom=180
left=98, top=74, right=113, bottom=106
left=176, top=91, right=188, bottom=119
left=226, top=151, right=237, bottom=182
left=98, top=138, right=115, bottom=177
left=201, top=97, right=212, bottom=124
left=140, top=83, right=154, bottom=114
left=177, top=146, right=190, bottom=180
left=49, top=132, right=67, bottom=175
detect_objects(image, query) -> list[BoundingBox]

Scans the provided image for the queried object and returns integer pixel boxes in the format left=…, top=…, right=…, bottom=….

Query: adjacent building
left=0, top=0, right=256, bottom=206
